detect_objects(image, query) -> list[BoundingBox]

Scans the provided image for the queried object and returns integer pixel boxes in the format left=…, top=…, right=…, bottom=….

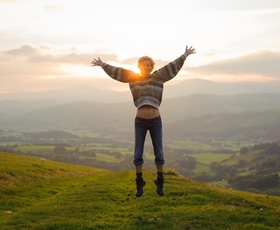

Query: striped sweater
left=101, top=54, right=187, bottom=109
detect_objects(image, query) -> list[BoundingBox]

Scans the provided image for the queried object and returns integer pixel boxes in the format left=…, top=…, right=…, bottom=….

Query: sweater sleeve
left=101, top=63, right=137, bottom=83
left=155, top=54, right=187, bottom=82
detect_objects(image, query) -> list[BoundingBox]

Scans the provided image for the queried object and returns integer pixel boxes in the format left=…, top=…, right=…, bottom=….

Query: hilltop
left=1, top=151, right=280, bottom=230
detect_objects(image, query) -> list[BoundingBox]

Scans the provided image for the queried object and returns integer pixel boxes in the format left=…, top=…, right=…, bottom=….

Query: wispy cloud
left=4, top=44, right=40, bottom=56
left=190, top=50, right=280, bottom=79
left=1, top=44, right=279, bottom=86
left=2, top=44, right=118, bottom=65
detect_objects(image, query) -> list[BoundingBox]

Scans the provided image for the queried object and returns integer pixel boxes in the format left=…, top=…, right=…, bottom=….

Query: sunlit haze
left=0, top=0, right=280, bottom=93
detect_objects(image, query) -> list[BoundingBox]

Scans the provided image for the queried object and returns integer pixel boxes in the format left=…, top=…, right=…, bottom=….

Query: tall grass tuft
left=164, top=167, right=180, bottom=176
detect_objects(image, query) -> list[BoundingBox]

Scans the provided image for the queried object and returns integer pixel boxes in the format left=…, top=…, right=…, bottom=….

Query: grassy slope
left=220, top=148, right=277, bottom=169
left=1, top=152, right=280, bottom=230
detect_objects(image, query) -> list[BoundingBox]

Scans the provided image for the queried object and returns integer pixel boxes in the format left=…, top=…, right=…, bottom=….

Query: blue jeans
left=133, top=116, right=165, bottom=166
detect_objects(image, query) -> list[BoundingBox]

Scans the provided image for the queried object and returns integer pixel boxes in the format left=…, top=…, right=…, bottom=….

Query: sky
left=0, top=0, right=280, bottom=93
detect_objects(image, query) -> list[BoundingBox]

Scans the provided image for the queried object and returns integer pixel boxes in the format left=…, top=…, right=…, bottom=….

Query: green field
left=95, top=152, right=121, bottom=163
left=0, top=130, right=23, bottom=137
left=190, top=152, right=234, bottom=165
left=167, top=140, right=221, bottom=152
left=1, top=151, right=280, bottom=230
left=11, top=143, right=236, bottom=169
left=192, top=162, right=214, bottom=174
left=15, top=145, right=65, bottom=153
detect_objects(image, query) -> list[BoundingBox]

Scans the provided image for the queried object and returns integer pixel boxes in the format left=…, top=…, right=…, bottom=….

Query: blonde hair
left=137, top=56, right=156, bottom=70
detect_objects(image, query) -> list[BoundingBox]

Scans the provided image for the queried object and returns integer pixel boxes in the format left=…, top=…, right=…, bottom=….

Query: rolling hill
left=1, top=93, right=280, bottom=140
left=1, top=151, right=280, bottom=230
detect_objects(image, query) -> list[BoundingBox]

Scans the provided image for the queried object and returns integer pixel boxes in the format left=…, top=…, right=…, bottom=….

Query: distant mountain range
left=1, top=78, right=280, bottom=103
left=1, top=92, right=280, bottom=140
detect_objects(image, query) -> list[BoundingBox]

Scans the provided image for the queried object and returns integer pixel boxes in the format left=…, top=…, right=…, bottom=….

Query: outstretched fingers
left=185, top=45, right=196, bottom=55
left=91, top=57, right=102, bottom=66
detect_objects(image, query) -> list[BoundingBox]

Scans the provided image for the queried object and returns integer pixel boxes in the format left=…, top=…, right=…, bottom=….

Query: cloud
left=0, top=45, right=70, bottom=85
left=4, top=44, right=39, bottom=56
left=120, top=57, right=139, bottom=66
left=1, top=44, right=118, bottom=65
left=1, top=44, right=279, bottom=94
left=189, top=50, right=280, bottom=79
left=28, top=52, right=118, bottom=65
left=3, top=45, right=279, bottom=79
left=0, top=44, right=122, bottom=92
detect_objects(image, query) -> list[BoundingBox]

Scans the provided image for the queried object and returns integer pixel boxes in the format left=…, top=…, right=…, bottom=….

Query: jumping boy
left=91, top=45, right=196, bottom=196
